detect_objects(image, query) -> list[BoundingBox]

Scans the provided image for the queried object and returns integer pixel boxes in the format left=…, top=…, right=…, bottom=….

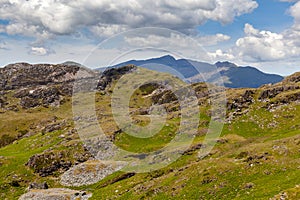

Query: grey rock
left=19, top=188, right=92, bottom=200
left=60, top=160, right=125, bottom=187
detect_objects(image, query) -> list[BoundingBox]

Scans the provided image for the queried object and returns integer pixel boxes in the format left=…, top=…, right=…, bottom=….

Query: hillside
left=107, top=55, right=284, bottom=88
left=0, top=63, right=299, bottom=199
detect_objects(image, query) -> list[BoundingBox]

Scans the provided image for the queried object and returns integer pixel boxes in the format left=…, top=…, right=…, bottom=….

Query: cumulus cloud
left=235, top=24, right=288, bottom=62
left=0, top=0, right=258, bottom=40
left=289, top=1, right=300, bottom=31
left=213, top=1, right=300, bottom=64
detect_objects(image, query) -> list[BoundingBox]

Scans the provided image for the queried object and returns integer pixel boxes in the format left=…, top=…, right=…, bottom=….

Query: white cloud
left=202, top=0, right=258, bottom=24
left=208, top=49, right=235, bottom=60
left=208, top=17, right=300, bottom=75
left=0, top=0, right=258, bottom=40
left=30, top=46, right=53, bottom=56
left=289, top=1, right=300, bottom=31
left=90, top=24, right=128, bottom=37
left=197, top=33, right=231, bottom=46
left=124, top=33, right=196, bottom=48
left=235, top=24, right=288, bottom=62
left=219, top=1, right=300, bottom=64
left=124, top=33, right=230, bottom=48
left=0, top=0, right=258, bottom=68
left=0, top=23, right=52, bottom=42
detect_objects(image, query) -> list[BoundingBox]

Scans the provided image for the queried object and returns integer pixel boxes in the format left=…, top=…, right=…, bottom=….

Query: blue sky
left=198, top=0, right=294, bottom=38
left=0, top=0, right=300, bottom=75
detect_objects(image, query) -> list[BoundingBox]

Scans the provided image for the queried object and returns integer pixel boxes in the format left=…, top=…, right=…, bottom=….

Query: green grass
left=1, top=76, right=300, bottom=199
left=0, top=130, right=65, bottom=199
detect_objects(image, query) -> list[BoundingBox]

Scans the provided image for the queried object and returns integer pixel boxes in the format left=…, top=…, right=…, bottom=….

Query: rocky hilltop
left=0, top=63, right=80, bottom=90
left=0, top=63, right=81, bottom=110
left=0, top=62, right=299, bottom=199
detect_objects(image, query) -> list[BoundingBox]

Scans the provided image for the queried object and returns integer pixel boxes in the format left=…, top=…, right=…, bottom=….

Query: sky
left=0, top=0, right=300, bottom=75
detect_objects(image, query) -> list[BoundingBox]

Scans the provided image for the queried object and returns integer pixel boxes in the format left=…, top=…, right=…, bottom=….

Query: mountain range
left=108, top=55, right=284, bottom=88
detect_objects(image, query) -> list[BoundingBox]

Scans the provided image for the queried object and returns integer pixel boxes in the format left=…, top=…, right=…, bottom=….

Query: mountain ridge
left=106, top=55, right=284, bottom=88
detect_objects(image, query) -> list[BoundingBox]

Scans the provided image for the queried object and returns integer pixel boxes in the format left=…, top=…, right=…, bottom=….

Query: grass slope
left=0, top=70, right=299, bottom=199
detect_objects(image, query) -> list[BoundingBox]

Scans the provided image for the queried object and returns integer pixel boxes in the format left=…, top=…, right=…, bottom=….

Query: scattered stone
left=9, top=180, right=21, bottom=187
left=270, top=192, right=288, bottom=200
left=183, top=143, right=204, bottom=155
left=28, top=182, right=49, bottom=190
left=236, top=152, right=249, bottom=159
left=20, top=97, right=40, bottom=109
left=244, top=182, right=255, bottom=189
left=201, top=176, right=217, bottom=184
left=244, top=152, right=270, bottom=166
left=19, top=188, right=92, bottom=200
left=216, top=138, right=228, bottom=144
left=60, top=160, right=126, bottom=187
left=42, top=121, right=65, bottom=134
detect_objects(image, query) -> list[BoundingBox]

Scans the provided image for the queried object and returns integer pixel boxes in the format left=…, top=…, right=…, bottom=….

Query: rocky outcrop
left=259, top=85, right=300, bottom=100
left=14, top=84, right=73, bottom=108
left=0, top=62, right=97, bottom=109
left=19, top=188, right=92, bottom=200
left=41, top=121, right=66, bottom=134
left=0, top=63, right=80, bottom=90
left=97, top=65, right=137, bottom=90
left=283, top=72, right=300, bottom=83
left=26, top=152, right=72, bottom=177
left=266, top=91, right=300, bottom=110
left=227, top=90, right=255, bottom=111
left=60, top=160, right=126, bottom=187
left=151, top=88, right=178, bottom=105
left=26, top=149, right=91, bottom=177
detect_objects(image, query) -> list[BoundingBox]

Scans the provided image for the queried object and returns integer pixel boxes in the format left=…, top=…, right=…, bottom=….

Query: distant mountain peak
left=158, top=55, right=177, bottom=60
left=215, top=61, right=238, bottom=68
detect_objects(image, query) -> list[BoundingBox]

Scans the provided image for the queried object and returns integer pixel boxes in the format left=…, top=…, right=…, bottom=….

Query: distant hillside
left=107, top=55, right=283, bottom=88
